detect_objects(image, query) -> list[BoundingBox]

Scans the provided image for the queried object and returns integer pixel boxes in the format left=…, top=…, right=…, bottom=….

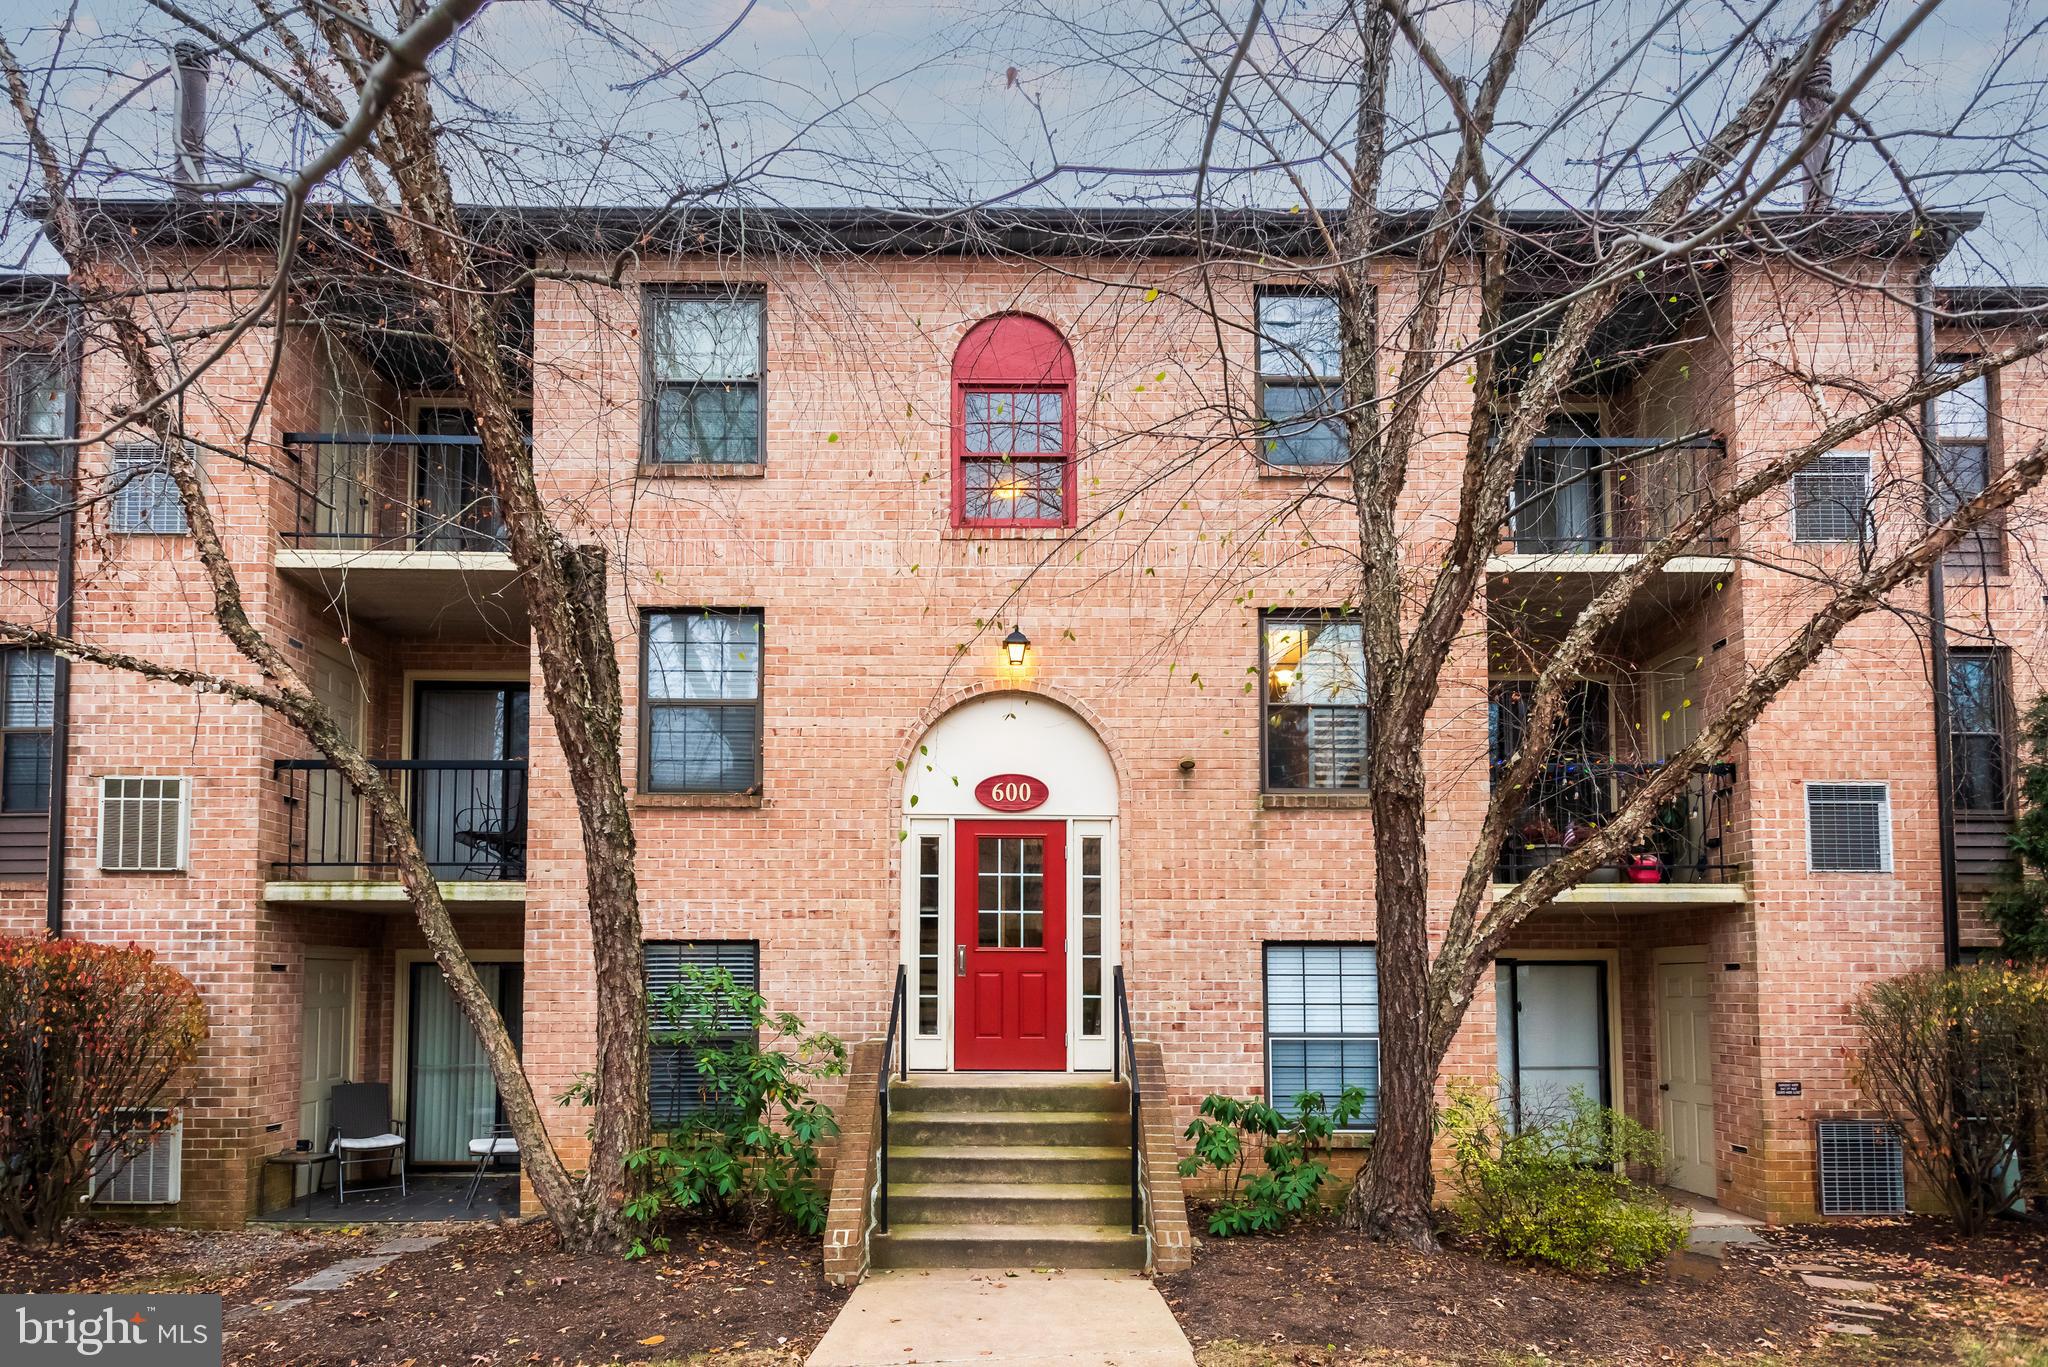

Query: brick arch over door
left=900, top=689, right=1119, bottom=820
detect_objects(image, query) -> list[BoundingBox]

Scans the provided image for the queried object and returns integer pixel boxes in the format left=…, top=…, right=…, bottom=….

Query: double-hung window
left=1948, top=649, right=2009, bottom=813
left=5, top=354, right=67, bottom=557
left=1933, top=358, right=2000, bottom=569
left=646, top=292, right=765, bottom=466
left=644, top=941, right=760, bottom=1127
left=1265, top=943, right=1378, bottom=1126
left=641, top=609, right=763, bottom=793
left=0, top=649, right=54, bottom=812
left=1255, top=290, right=1345, bottom=467
left=1261, top=611, right=1367, bottom=792
left=952, top=314, right=1077, bottom=527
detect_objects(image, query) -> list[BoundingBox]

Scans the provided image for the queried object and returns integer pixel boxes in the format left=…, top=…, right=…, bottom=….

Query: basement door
left=954, top=820, right=1068, bottom=1070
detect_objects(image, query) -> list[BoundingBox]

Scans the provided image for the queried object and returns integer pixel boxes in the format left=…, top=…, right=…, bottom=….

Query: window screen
left=1948, top=650, right=2008, bottom=812
left=1791, top=454, right=1871, bottom=543
left=645, top=940, right=760, bottom=1127
left=0, top=649, right=54, bottom=813
left=109, top=444, right=188, bottom=534
left=1265, top=943, right=1378, bottom=1127
left=1807, top=783, right=1891, bottom=872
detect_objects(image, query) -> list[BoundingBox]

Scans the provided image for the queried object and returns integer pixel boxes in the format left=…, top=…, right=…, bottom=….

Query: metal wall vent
left=1816, top=1119, right=1905, bottom=1216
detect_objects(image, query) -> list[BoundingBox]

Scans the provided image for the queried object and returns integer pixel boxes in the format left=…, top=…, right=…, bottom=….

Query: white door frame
left=898, top=693, right=1121, bottom=1073
left=1653, top=945, right=1718, bottom=1198
left=899, top=816, right=1119, bottom=1072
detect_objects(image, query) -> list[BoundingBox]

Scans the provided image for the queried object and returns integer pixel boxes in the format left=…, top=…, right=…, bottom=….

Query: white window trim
left=96, top=774, right=191, bottom=873
left=1263, top=940, right=1380, bottom=1131
left=1790, top=452, right=1873, bottom=545
left=1804, top=779, right=1893, bottom=874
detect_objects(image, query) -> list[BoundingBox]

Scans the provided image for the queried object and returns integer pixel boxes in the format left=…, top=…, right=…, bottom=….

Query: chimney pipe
left=171, top=41, right=210, bottom=198
left=1799, top=11, right=1837, bottom=212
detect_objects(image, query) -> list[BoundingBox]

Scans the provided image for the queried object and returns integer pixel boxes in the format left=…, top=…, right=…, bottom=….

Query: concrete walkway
left=806, top=1268, right=1195, bottom=1367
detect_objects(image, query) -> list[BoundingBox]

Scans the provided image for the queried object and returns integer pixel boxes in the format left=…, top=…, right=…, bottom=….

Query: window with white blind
left=0, top=650, right=54, bottom=813
left=1791, top=454, right=1872, bottom=543
left=1264, top=942, right=1379, bottom=1127
left=645, top=292, right=764, bottom=465
left=1806, top=782, right=1892, bottom=872
left=1262, top=612, right=1368, bottom=792
left=109, top=444, right=189, bottom=535
left=98, top=777, right=188, bottom=872
left=644, top=940, right=760, bottom=1127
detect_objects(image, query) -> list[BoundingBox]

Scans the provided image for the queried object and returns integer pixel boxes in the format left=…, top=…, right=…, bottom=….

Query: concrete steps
left=873, top=1073, right=1145, bottom=1271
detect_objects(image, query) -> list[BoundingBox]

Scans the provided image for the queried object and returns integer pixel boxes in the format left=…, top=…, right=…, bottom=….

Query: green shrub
left=617, top=966, right=844, bottom=1257
left=1853, top=963, right=2048, bottom=1233
left=1440, top=1080, right=1688, bottom=1275
left=1176, top=1088, right=1367, bottom=1236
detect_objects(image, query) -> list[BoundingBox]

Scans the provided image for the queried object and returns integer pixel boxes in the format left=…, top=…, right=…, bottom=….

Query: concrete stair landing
left=871, top=1074, right=1147, bottom=1271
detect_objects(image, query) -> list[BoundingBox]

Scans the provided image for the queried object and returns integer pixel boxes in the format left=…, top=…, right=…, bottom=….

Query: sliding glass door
left=1495, top=959, right=1609, bottom=1131
left=407, top=962, right=523, bottom=1165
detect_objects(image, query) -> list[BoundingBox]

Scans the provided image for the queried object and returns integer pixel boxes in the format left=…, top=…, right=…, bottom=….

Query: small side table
left=264, top=1149, right=336, bottom=1216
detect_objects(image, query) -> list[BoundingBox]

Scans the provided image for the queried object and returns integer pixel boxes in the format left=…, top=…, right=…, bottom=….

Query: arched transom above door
left=902, top=692, right=1118, bottom=820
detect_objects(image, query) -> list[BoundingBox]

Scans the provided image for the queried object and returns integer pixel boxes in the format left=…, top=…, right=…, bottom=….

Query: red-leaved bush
left=0, top=937, right=207, bottom=1243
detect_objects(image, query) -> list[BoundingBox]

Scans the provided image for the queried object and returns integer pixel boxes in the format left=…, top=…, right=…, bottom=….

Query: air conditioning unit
left=91, top=1110, right=183, bottom=1206
left=99, top=776, right=189, bottom=872
left=1816, top=1118, right=1905, bottom=1216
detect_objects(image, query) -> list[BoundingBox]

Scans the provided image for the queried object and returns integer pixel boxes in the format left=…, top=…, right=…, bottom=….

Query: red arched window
left=951, top=314, right=1076, bottom=527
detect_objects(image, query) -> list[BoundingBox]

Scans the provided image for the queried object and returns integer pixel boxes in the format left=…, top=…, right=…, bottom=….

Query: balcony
left=1492, top=757, right=1743, bottom=907
left=1489, top=436, right=1734, bottom=632
left=266, top=758, right=527, bottom=909
left=276, top=434, right=524, bottom=637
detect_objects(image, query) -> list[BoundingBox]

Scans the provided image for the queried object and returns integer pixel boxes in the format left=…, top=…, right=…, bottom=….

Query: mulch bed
left=223, top=1220, right=847, bottom=1367
left=1162, top=1209, right=2048, bottom=1364
left=1161, top=1212, right=1816, bottom=1364
left=0, top=1221, right=354, bottom=1299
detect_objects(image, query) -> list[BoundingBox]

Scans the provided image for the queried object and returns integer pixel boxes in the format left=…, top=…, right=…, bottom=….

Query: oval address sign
left=975, top=773, right=1048, bottom=812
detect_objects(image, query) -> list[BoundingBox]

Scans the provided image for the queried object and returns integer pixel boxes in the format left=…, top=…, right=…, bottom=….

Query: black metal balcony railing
left=282, top=433, right=506, bottom=552
left=1506, top=436, right=1727, bottom=555
left=272, top=759, right=528, bottom=882
left=1493, top=757, right=1737, bottom=885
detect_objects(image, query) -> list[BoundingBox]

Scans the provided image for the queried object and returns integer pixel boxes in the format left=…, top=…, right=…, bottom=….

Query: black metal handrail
left=271, top=757, right=528, bottom=881
left=1492, top=757, right=1738, bottom=884
left=1112, top=964, right=1143, bottom=1236
left=875, top=964, right=908, bottom=1233
left=1505, top=435, right=1729, bottom=555
left=281, top=432, right=507, bottom=552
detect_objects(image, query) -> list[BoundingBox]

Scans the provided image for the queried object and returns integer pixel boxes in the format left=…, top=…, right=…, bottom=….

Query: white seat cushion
left=468, top=1137, right=519, bottom=1156
left=334, top=1134, right=405, bottom=1152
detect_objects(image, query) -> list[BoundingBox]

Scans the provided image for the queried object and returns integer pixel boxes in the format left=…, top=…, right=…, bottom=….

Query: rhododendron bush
left=0, top=937, right=206, bottom=1243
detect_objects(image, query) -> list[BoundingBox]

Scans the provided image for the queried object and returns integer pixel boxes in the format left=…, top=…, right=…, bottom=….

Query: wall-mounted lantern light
left=1003, top=626, right=1031, bottom=668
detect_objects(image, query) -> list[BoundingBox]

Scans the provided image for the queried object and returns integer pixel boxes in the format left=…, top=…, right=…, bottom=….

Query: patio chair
left=464, top=1123, right=519, bottom=1208
left=327, top=1082, right=406, bottom=1204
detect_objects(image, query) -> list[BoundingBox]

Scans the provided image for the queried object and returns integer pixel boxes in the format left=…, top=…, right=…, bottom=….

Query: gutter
left=1916, top=270, right=1961, bottom=968
left=43, top=307, right=79, bottom=936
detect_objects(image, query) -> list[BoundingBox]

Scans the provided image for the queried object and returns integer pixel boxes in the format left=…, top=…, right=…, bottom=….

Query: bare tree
left=968, top=0, right=2048, bottom=1246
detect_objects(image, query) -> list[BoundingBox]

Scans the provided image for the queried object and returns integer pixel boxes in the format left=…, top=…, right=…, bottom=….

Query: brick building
left=1, top=204, right=2040, bottom=1268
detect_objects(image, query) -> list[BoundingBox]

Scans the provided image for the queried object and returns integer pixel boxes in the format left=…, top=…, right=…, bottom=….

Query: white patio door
left=1657, top=953, right=1718, bottom=1197
left=298, top=955, right=356, bottom=1195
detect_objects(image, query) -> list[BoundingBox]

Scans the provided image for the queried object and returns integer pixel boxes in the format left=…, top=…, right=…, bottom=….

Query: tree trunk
left=1342, top=731, right=1442, bottom=1249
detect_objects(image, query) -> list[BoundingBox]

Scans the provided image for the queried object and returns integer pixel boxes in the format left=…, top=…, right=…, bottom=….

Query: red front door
left=955, top=820, right=1067, bottom=1070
